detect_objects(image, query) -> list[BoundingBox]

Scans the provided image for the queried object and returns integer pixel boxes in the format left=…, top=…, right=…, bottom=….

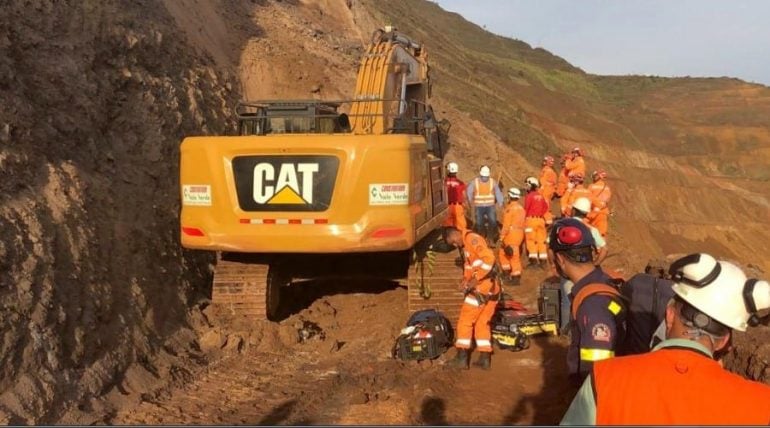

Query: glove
left=504, top=245, right=514, bottom=257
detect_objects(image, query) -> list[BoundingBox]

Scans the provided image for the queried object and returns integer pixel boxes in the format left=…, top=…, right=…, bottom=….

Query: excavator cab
left=237, top=101, right=347, bottom=136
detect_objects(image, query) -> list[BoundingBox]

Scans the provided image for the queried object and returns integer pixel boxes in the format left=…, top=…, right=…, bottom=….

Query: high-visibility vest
left=473, top=178, right=496, bottom=206
left=593, top=347, right=770, bottom=425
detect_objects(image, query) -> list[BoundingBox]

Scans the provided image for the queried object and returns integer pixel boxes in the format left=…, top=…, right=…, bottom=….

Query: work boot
left=445, top=348, right=470, bottom=370
left=472, top=352, right=492, bottom=370
left=510, top=275, right=521, bottom=286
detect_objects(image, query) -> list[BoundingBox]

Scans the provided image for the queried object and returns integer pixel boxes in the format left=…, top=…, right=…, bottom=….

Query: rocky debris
left=297, top=321, right=326, bottom=343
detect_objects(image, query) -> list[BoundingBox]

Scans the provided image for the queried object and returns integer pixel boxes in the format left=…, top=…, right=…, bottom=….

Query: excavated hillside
left=1, top=0, right=769, bottom=424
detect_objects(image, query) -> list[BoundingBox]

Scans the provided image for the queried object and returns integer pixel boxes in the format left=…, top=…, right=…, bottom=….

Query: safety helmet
left=548, top=218, right=595, bottom=256
left=569, top=173, right=584, bottom=184
left=592, top=169, right=607, bottom=181
left=508, top=187, right=521, bottom=199
left=524, top=176, right=539, bottom=190
left=542, top=156, right=555, bottom=166
left=572, top=147, right=583, bottom=156
left=479, top=165, right=491, bottom=177
left=447, top=162, right=459, bottom=174
left=572, top=197, right=591, bottom=214
left=669, top=253, right=770, bottom=332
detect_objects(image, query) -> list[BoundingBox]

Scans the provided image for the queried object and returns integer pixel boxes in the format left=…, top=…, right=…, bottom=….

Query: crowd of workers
left=440, top=148, right=770, bottom=425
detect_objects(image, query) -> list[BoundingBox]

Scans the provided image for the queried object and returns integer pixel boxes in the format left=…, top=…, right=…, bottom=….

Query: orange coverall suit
left=443, top=175, right=467, bottom=233
left=588, top=179, right=611, bottom=236
left=455, top=232, right=499, bottom=353
left=539, top=165, right=557, bottom=225
left=565, top=155, right=586, bottom=179
left=556, top=165, right=570, bottom=198
left=498, top=200, right=525, bottom=276
left=561, top=184, right=593, bottom=217
left=524, top=191, right=549, bottom=261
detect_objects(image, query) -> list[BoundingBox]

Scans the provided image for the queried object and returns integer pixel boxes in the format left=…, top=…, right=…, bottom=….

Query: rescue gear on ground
left=492, top=291, right=559, bottom=352
left=455, top=232, right=500, bottom=354
left=524, top=188, right=549, bottom=262
left=393, top=309, right=454, bottom=361
left=479, top=165, right=491, bottom=177
left=561, top=338, right=770, bottom=425
left=447, top=162, right=459, bottom=174
left=668, top=253, right=770, bottom=332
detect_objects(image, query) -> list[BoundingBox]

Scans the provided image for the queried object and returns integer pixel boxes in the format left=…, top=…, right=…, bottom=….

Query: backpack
left=618, top=272, right=675, bottom=355
left=392, top=309, right=454, bottom=361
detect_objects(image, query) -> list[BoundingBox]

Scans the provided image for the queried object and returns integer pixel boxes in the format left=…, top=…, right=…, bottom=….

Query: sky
left=434, top=0, right=770, bottom=86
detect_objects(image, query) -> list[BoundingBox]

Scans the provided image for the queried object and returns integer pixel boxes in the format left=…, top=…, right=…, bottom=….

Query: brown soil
left=1, top=0, right=769, bottom=424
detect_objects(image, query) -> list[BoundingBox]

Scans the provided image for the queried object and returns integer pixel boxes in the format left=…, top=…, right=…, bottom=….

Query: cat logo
left=253, top=163, right=319, bottom=205
left=232, top=155, right=338, bottom=212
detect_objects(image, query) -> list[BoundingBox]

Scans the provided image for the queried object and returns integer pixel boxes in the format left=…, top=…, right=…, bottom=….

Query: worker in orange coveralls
left=443, top=162, right=467, bottom=234
left=587, top=169, right=612, bottom=237
left=539, top=156, right=558, bottom=226
left=561, top=173, right=593, bottom=218
left=565, top=147, right=586, bottom=180
left=556, top=154, right=571, bottom=198
left=524, top=176, right=549, bottom=268
left=498, top=187, right=526, bottom=286
left=443, top=226, right=500, bottom=370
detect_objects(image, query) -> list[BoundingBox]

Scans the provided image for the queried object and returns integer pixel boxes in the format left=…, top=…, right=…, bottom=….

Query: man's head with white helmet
left=664, top=253, right=770, bottom=354
left=571, top=197, right=592, bottom=219
left=447, top=162, right=459, bottom=176
left=507, top=187, right=521, bottom=201
left=479, top=165, right=491, bottom=181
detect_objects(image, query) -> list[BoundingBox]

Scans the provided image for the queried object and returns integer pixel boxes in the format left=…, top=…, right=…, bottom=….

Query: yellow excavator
left=179, top=27, right=461, bottom=321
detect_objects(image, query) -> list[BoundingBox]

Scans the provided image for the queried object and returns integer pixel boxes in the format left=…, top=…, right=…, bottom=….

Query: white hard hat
left=447, top=162, right=459, bottom=174
left=508, top=187, right=521, bottom=199
left=670, top=253, right=770, bottom=332
left=479, top=165, right=491, bottom=177
left=572, top=197, right=591, bottom=214
left=524, top=176, right=539, bottom=188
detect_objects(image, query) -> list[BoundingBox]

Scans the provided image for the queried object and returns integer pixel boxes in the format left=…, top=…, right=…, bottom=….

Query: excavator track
left=404, top=250, right=465, bottom=324
left=211, top=257, right=275, bottom=319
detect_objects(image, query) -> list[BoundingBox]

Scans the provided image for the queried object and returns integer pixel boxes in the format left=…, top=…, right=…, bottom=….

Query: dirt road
left=111, top=269, right=577, bottom=425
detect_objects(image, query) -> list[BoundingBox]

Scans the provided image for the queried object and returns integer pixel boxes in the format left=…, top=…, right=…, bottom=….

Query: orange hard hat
left=592, top=169, right=607, bottom=181
left=543, top=155, right=555, bottom=166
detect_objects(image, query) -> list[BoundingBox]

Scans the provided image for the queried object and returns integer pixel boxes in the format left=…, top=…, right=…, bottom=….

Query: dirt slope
left=2, top=0, right=769, bottom=424
left=0, top=0, right=258, bottom=423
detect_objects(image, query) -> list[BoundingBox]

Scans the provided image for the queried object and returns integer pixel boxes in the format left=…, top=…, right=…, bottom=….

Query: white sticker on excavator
left=369, top=183, right=409, bottom=206
left=183, top=185, right=212, bottom=206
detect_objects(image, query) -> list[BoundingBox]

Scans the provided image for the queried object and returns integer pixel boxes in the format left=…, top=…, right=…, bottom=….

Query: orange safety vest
left=593, top=346, right=770, bottom=425
left=473, top=178, right=496, bottom=207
